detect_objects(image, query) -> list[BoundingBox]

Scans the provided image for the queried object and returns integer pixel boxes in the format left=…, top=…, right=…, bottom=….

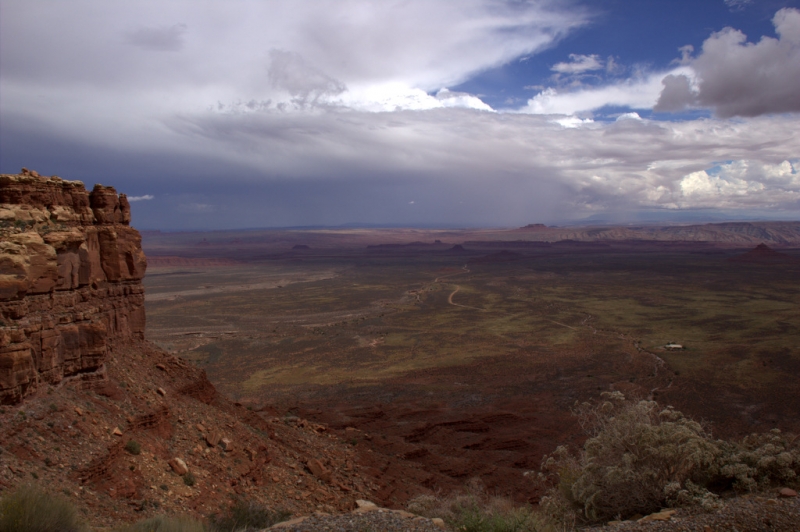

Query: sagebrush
left=538, top=392, right=800, bottom=524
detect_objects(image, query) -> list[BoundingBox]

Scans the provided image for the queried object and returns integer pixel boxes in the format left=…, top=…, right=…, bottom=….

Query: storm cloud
left=1, top=1, right=798, bottom=229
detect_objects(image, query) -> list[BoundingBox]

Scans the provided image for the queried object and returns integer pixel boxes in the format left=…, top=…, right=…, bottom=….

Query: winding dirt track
left=446, top=285, right=485, bottom=311
left=432, top=265, right=486, bottom=311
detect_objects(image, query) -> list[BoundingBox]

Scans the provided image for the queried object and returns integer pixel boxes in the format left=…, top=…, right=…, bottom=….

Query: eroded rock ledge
left=0, top=168, right=146, bottom=404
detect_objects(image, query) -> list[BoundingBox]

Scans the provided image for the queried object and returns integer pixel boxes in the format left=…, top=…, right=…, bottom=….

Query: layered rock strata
left=0, top=168, right=146, bottom=404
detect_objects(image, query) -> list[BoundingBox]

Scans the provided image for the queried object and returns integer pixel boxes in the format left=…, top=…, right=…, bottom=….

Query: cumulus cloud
left=125, top=24, right=187, bottom=52
left=679, top=160, right=799, bottom=208
left=653, top=73, right=697, bottom=112
left=526, top=8, right=800, bottom=119
left=657, top=8, right=800, bottom=117
left=551, top=54, right=604, bottom=74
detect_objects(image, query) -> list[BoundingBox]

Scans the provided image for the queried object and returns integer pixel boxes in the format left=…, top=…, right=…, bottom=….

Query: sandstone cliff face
left=0, top=169, right=146, bottom=404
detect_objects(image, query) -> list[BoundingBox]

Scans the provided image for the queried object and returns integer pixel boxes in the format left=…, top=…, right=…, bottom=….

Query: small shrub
left=714, top=428, right=800, bottom=492
left=542, top=392, right=720, bottom=522
left=114, top=514, right=206, bottom=532
left=125, top=440, right=142, bottom=455
left=407, top=480, right=541, bottom=532
left=0, top=483, right=86, bottom=532
left=446, top=500, right=540, bottom=532
left=208, top=498, right=291, bottom=532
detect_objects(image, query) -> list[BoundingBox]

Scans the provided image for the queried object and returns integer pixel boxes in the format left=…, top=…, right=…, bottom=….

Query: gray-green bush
left=538, top=392, right=800, bottom=525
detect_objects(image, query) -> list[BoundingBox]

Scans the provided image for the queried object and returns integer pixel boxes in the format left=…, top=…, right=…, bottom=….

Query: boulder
left=168, top=457, right=189, bottom=475
left=306, top=458, right=333, bottom=483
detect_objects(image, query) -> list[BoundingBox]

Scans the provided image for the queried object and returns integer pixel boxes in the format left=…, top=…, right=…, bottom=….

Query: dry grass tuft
left=0, top=484, right=86, bottom=532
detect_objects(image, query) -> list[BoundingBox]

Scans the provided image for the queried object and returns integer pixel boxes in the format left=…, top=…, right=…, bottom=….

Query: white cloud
left=521, top=68, right=692, bottom=115
left=322, top=84, right=493, bottom=112
left=127, top=195, right=154, bottom=202
left=0, top=0, right=588, bottom=109
left=551, top=54, right=604, bottom=74
left=679, top=160, right=799, bottom=208
left=551, top=116, right=594, bottom=128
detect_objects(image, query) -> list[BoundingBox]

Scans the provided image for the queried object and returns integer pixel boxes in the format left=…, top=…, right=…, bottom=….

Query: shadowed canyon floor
left=143, top=227, right=800, bottom=508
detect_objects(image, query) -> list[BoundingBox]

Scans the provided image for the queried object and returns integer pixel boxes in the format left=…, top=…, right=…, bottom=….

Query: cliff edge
left=0, top=168, right=146, bottom=404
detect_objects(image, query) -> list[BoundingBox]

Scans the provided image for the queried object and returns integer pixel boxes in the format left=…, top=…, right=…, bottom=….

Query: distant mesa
left=729, top=243, right=796, bottom=263
left=448, top=244, right=468, bottom=253
left=367, top=241, right=439, bottom=250
left=469, top=250, right=522, bottom=263
left=292, top=244, right=310, bottom=250
left=518, top=223, right=550, bottom=231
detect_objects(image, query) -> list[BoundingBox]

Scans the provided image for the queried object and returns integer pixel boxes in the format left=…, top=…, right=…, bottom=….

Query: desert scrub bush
left=125, top=439, right=142, bottom=455
left=407, top=479, right=542, bottom=532
left=713, top=428, right=800, bottom=492
left=446, top=499, right=541, bottom=532
left=0, top=483, right=86, bottom=532
left=539, top=392, right=720, bottom=523
left=208, top=498, right=291, bottom=532
left=114, top=514, right=206, bottom=532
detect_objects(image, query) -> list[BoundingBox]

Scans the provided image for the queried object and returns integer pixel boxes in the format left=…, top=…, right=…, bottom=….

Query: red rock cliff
left=0, top=169, right=146, bottom=404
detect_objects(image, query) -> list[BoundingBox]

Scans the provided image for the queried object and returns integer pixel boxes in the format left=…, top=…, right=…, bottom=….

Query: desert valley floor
left=142, top=224, right=800, bottom=506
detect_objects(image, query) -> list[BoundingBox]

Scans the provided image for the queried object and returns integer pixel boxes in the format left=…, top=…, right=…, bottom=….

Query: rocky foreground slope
left=0, top=170, right=395, bottom=527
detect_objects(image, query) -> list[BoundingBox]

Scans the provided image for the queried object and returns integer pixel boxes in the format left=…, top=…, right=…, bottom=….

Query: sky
left=1, top=0, right=799, bottom=230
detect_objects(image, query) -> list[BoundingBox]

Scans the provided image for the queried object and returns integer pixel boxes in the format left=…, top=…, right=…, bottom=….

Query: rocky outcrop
left=729, top=243, right=798, bottom=263
left=0, top=169, right=146, bottom=404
